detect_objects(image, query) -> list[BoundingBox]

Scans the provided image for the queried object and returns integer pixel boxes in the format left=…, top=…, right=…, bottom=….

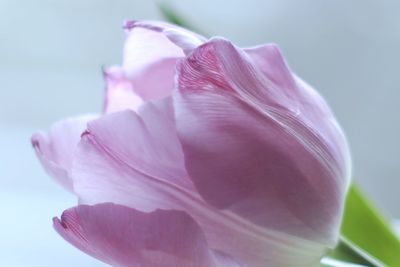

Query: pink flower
left=32, top=21, right=351, bottom=267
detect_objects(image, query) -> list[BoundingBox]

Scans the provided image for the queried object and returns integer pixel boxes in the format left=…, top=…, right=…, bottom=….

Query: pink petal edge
left=31, top=115, right=96, bottom=192
left=53, top=203, right=242, bottom=267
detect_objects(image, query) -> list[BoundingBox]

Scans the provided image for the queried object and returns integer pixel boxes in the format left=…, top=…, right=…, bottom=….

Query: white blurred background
left=0, top=0, right=399, bottom=266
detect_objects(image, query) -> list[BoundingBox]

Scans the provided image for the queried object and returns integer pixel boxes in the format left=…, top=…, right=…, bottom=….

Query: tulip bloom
left=32, top=21, right=351, bottom=267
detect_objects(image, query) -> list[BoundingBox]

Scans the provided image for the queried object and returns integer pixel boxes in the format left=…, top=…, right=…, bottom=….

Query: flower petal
left=243, top=44, right=296, bottom=90
left=124, top=20, right=206, bottom=55
left=71, top=97, right=326, bottom=267
left=173, top=38, right=351, bottom=245
left=103, top=59, right=178, bottom=113
left=103, top=20, right=206, bottom=113
left=244, top=44, right=351, bottom=176
left=54, top=203, right=241, bottom=267
left=122, top=20, right=183, bottom=76
left=73, top=98, right=195, bottom=210
left=103, top=66, right=143, bottom=113
left=31, top=115, right=96, bottom=192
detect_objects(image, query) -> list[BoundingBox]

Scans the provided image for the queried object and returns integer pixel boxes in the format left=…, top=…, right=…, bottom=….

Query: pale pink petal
left=128, top=57, right=180, bottom=101
left=31, top=115, right=96, bottom=192
left=245, top=44, right=351, bottom=179
left=103, top=66, right=143, bottom=113
left=54, top=203, right=241, bottom=267
left=103, top=21, right=206, bottom=112
left=124, top=20, right=206, bottom=56
left=122, top=21, right=184, bottom=77
left=243, top=44, right=296, bottom=90
left=103, top=57, right=179, bottom=112
left=71, top=98, right=326, bottom=267
left=173, top=38, right=351, bottom=246
left=73, top=98, right=195, bottom=210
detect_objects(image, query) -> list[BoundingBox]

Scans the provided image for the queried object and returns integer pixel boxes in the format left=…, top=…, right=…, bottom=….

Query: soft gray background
left=0, top=0, right=399, bottom=266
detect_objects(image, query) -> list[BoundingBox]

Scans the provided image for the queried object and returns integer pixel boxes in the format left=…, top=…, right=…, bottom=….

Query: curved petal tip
left=123, top=20, right=206, bottom=54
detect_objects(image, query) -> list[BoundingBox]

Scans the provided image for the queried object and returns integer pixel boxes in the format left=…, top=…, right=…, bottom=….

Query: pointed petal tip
left=80, top=129, right=91, bottom=139
left=56, top=207, right=89, bottom=241
left=30, top=132, right=42, bottom=149
left=123, top=20, right=162, bottom=33
left=52, top=216, right=60, bottom=224
left=122, top=20, right=136, bottom=30
left=122, top=20, right=206, bottom=55
left=102, top=65, right=124, bottom=80
left=52, top=216, right=66, bottom=232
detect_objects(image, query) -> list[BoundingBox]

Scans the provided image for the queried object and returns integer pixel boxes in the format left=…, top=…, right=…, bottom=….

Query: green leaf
left=339, top=184, right=400, bottom=266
